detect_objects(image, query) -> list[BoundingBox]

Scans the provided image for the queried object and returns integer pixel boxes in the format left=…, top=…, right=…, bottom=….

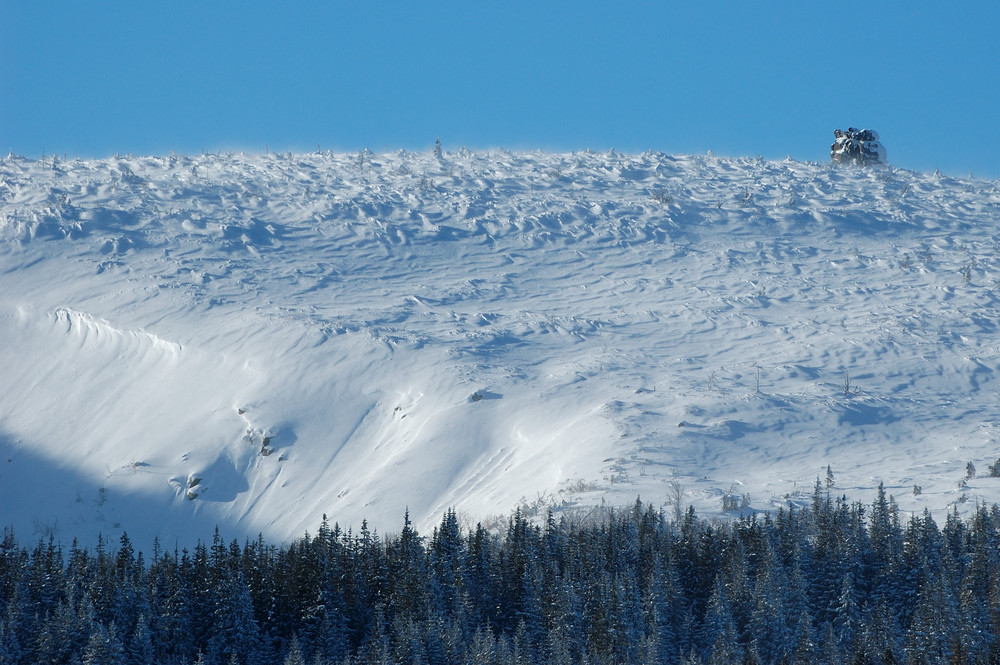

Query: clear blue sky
left=2, top=1, right=998, bottom=177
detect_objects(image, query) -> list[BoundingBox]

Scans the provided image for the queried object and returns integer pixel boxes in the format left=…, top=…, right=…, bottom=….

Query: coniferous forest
left=3, top=485, right=1000, bottom=665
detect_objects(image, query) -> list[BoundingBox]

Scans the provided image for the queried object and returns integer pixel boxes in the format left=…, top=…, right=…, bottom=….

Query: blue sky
left=2, top=1, right=998, bottom=177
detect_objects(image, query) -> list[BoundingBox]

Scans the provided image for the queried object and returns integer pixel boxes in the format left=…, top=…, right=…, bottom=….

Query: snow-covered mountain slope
left=2, top=149, right=1000, bottom=546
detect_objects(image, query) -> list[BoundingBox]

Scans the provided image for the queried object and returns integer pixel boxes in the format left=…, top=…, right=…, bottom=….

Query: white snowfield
left=2, top=148, right=1000, bottom=547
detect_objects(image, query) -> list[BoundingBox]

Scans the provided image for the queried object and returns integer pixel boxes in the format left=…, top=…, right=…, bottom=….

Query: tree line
left=2, top=482, right=1000, bottom=664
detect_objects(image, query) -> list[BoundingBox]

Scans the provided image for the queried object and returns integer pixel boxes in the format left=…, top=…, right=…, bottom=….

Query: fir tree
left=81, top=622, right=126, bottom=665
left=283, top=633, right=306, bottom=665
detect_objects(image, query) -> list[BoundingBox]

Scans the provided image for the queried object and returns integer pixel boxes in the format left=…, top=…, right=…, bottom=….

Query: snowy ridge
left=2, top=149, right=1000, bottom=546
left=52, top=307, right=183, bottom=356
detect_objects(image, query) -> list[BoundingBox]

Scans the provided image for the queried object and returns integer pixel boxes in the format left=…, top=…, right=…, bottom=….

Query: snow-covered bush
left=988, top=458, right=1000, bottom=477
left=831, top=127, right=887, bottom=165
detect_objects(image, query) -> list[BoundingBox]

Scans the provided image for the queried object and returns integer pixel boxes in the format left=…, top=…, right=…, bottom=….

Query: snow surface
left=2, top=148, right=1000, bottom=547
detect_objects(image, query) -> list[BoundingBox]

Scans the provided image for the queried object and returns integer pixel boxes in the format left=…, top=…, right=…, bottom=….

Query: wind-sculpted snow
left=2, top=148, right=1000, bottom=546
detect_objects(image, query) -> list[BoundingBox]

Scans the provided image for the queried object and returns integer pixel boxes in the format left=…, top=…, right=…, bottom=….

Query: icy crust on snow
left=2, top=149, right=1000, bottom=546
